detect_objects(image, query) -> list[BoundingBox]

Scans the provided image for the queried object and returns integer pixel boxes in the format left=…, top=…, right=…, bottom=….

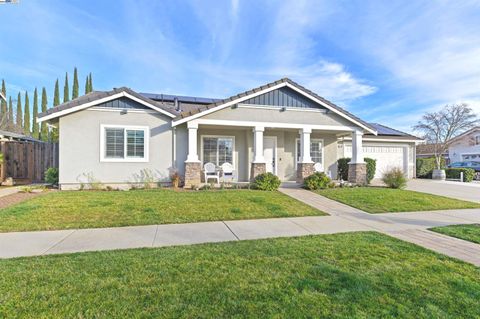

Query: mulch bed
left=0, top=192, right=46, bottom=209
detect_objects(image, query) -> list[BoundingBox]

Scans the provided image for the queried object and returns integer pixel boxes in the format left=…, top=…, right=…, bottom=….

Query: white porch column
left=253, top=126, right=265, bottom=163
left=186, top=121, right=200, bottom=162
left=350, top=129, right=364, bottom=164
left=299, top=128, right=313, bottom=163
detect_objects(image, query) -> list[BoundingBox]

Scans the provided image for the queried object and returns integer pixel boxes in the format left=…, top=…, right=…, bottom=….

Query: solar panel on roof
left=140, top=93, right=221, bottom=104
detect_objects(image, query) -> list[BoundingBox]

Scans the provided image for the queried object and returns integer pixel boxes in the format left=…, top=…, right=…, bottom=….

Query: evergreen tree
left=16, top=92, right=22, bottom=130
left=85, top=75, right=89, bottom=94
left=8, top=96, right=13, bottom=126
left=53, top=79, right=60, bottom=106
left=63, top=72, right=69, bottom=103
left=41, top=87, right=48, bottom=141
left=1, top=79, right=6, bottom=116
left=89, top=73, right=93, bottom=92
left=23, top=91, right=30, bottom=136
left=32, top=88, right=39, bottom=139
left=72, top=67, right=79, bottom=99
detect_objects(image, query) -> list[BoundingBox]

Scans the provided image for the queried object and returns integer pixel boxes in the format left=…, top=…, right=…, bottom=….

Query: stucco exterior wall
left=448, top=132, right=480, bottom=162
left=59, top=109, right=174, bottom=189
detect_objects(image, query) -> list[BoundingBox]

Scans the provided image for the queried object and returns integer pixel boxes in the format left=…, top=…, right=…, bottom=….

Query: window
left=101, top=125, right=148, bottom=162
left=202, top=136, right=234, bottom=166
left=296, top=139, right=323, bottom=164
left=476, top=136, right=480, bottom=145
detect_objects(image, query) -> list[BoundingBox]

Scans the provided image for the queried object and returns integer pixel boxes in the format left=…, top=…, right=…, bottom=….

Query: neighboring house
left=0, top=129, right=41, bottom=142
left=448, top=127, right=480, bottom=163
left=416, top=143, right=450, bottom=163
left=37, top=78, right=422, bottom=190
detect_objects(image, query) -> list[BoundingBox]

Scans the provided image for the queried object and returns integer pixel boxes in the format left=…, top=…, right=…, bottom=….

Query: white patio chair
left=221, top=162, right=235, bottom=182
left=313, top=162, right=323, bottom=172
left=203, top=162, right=220, bottom=184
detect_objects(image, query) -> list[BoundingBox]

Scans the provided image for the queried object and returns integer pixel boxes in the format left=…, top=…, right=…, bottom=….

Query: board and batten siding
left=242, top=87, right=327, bottom=109
left=58, top=108, right=174, bottom=189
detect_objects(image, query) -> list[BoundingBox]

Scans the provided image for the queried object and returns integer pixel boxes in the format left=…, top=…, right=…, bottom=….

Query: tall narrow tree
left=32, top=88, right=39, bottom=139
left=53, top=79, right=60, bottom=107
left=16, top=92, right=23, bottom=130
left=1, top=79, right=6, bottom=116
left=23, top=92, right=30, bottom=136
left=63, top=72, right=69, bottom=103
left=89, top=73, right=93, bottom=92
left=84, top=75, right=89, bottom=94
left=41, top=87, right=48, bottom=141
left=8, top=96, right=13, bottom=126
left=72, top=67, right=79, bottom=99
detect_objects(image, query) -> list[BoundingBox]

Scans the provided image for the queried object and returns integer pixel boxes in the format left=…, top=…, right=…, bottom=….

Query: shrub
left=303, top=172, right=332, bottom=190
left=0, top=152, right=3, bottom=165
left=44, top=167, right=59, bottom=185
left=382, top=167, right=407, bottom=189
left=252, top=172, right=281, bottom=191
left=445, top=168, right=475, bottom=182
left=337, top=157, right=376, bottom=184
left=416, top=157, right=446, bottom=178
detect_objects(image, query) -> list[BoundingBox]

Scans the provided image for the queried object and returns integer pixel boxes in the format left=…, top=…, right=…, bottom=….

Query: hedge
left=337, top=157, right=376, bottom=184
left=445, top=168, right=475, bottom=182
left=416, top=157, right=446, bottom=178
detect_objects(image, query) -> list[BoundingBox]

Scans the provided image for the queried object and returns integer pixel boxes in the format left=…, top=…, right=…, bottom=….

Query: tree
left=89, top=73, right=93, bottom=92
left=41, top=87, right=48, bottom=141
left=32, top=88, right=39, bottom=139
left=16, top=92, right=22, bottom=130
left=8, top=96, right=13, bottom=126
left=72, top=67, right=79, bottom=99
left=84, top=75, right=89, bottom=94
left=53, top=79, right=60, bottom=107
left=413, top=103, right=479, bottom=170
left=1, top=79, right=6, bottom=116
left=23, top=91, right=30, bottom=136
left=63, top=72, right=69, bottom=103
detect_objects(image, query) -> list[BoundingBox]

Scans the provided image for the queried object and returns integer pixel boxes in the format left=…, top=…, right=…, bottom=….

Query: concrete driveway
left=406, top=179, right=480, bottom=203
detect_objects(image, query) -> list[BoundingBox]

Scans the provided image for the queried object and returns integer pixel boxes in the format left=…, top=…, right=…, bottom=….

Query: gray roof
left=0, top=129, right=43, bottom=142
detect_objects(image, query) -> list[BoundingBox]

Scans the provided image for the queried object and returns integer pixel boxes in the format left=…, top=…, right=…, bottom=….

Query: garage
left=344, top=144, right=409, bottom=179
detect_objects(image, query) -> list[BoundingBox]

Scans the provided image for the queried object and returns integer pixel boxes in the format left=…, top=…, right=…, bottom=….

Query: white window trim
left=295, top=138, right=324, bottom=170
left=200, top=135, right=236, bottom=167
left=100, top=124, right=150, bottom=163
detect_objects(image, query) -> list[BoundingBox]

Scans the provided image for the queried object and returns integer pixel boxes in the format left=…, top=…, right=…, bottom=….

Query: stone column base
left=184, top=162, right=201, bottom=188
left=296, top=163, right=315, bottom=183
left=250, top=163, right=266, bottom=182
left=348, top=163, right=367, bottom=185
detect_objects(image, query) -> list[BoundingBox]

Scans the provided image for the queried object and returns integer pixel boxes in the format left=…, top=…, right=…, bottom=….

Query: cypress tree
left=8, top=96, right=13, bottom=126
left=63, top=72, right=69, bottom=103
left=53, top=79, right=60, bottom=106
left=89, top=73, right=93, bottom=92
left=1, top=79, right=6, bottom=116
left=32, top=88, right=39, bottom=139
left=85, top=76, right=89, bottom=94
left=23, top=92, right=30, bottom=136
left=41, top=87, right=48, bottom=141
left=72, top=67, right=79, bottom=99
left=16, top=92, right=22, bottom=130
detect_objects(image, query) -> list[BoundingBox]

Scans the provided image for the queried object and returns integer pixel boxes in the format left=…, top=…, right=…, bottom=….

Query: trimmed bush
left=337, top=157, right=376, bottom=184
left=44, top=167, right=59, bottom=185
left=416, top=157, right=446, bottom=178
left=445, top=168, right=475, bottom=182
left=303, top=172, right=332, bottom=190
left=382, top=167, right=407, bottom=189
left=252, top=172, right=281, bottom=191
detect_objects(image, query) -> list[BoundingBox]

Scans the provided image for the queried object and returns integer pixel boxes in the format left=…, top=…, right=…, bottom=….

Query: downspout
left=172, top=126, right=177, bottom=170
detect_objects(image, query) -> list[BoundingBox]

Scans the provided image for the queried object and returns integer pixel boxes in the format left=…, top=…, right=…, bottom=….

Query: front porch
left=182, top=120, right=368, bottom=187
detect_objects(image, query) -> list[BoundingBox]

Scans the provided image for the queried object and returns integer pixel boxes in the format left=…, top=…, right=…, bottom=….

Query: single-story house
left=448, top=127, right=480, bottom=163
left=37, top=78, right=422, bottom=190
left=416, top=143, right=450, bottom=163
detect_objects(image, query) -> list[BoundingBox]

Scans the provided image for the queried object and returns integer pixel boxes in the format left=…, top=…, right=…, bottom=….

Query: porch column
left=184, top=121, right=201, bottom=188
left=348, top=129, right=367, bottom=185
left=251, top=126, right=266, bottom=181
left=297, top=128, right=314, bottom=183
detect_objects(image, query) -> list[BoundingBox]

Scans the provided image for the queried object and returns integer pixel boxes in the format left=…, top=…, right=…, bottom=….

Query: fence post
left=460, top=172, right=464, bottom=182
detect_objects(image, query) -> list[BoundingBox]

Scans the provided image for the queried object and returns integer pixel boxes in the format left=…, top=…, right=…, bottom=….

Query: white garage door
left=345, top=145, right=407, bottom=178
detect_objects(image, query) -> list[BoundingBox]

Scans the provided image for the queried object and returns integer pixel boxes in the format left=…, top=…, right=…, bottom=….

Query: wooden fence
left=0, top=141, right=59, bottom=184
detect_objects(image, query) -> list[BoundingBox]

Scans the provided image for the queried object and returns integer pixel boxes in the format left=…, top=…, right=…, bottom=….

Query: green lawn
left=430, top=224, right=480, bottom=244
left=0, top=189, right=325, bottom=232
left=1, top=232, right=479, bottom=318
left=316, top=187, right=480, bottom=213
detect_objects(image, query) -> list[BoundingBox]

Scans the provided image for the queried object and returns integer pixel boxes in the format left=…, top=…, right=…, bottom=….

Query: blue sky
left=1, top=0, right=480, bottom=132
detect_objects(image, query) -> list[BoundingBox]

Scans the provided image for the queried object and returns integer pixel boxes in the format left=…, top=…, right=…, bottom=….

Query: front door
left=263, top=137, right=277, bottom=174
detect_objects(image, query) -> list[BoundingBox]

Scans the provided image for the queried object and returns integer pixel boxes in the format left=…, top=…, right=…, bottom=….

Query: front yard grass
left=0, top=232, right=479, bottom=318
left=316, top=187, right=480, bottom=213
left=0, top=189, right=325, bottom=232
left=430, top=224, right=480, bottom=244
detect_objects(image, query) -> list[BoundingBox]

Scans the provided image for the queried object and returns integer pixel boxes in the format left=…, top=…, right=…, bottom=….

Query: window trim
left=200, top=134, right=236, bottom=167
left=100, top=124, right=149, bottom=163
left=475, top=135, right=480, bottom=145
left=295, top=138, right=324, bottom=170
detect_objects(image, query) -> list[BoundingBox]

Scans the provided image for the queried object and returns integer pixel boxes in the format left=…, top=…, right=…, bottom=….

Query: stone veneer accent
left=250, top=163, right=266, bottom=182
left=184, top=162, right=202, bottom=188
left=348, top=163, right=367, bottom=185
left=296, top=163, right=315, bottom=183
